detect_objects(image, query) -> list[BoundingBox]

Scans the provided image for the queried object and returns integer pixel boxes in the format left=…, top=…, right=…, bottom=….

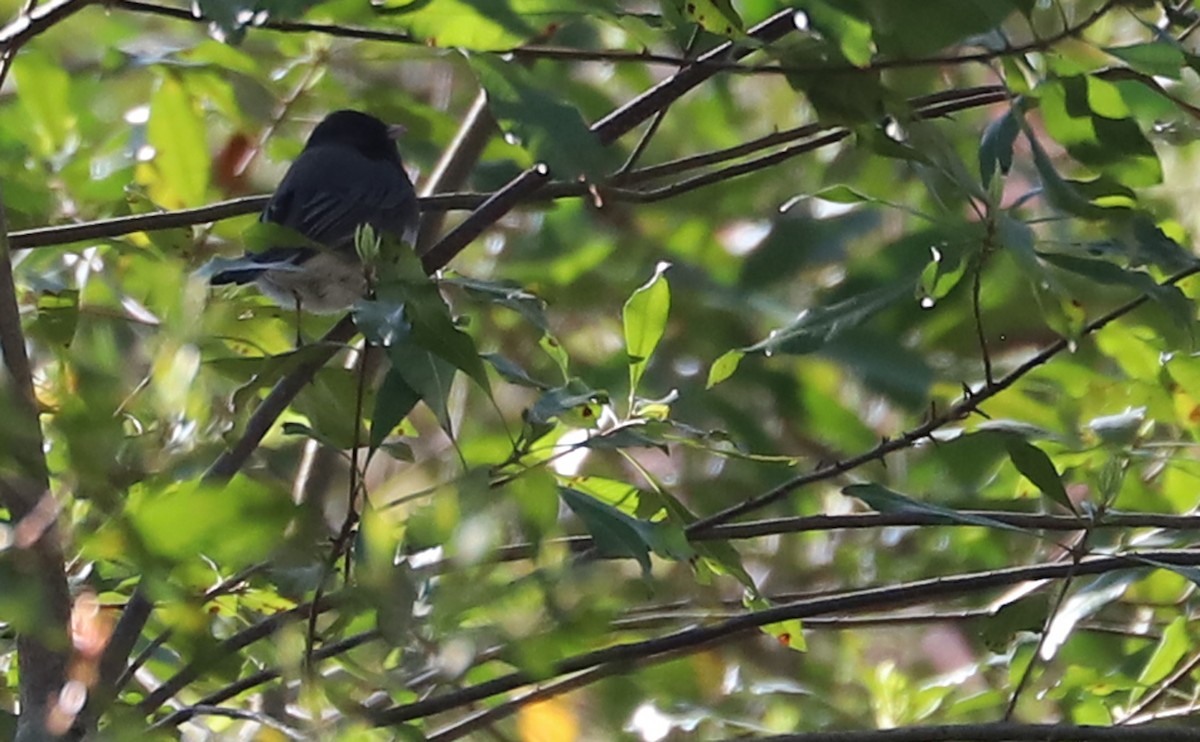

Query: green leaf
left=867, top=0, right=1027, bottom=57
left=1002, top=436, right=1074, bottom=513
left=379, top=0, right=614, bottom=50
left=746, top=280, right=913, bottom=356
left=1020, top=107, right=1110, bottom=219
left=1038, top=252, right=1192, bottom=327
left=1135, top=615, right=1189, bottom=693
left=29, top=290, right=79, bottom=348
left=386, top=340, right=458, bottom=436
left=623, top=262, right=671, bottom=401
left=801, top=0, right=875, bottom=67
left=291, top=368, right=367, bottom=449
left=559, top=487, right=654, bottom=572
left=659, top=491, right=754, bottom=589
left=979, top=108, right=1019, bottom=188
left=121, top=477, right=293, bottom=568
left=366, top=240, right=492, bottom=394
left=481, top=352, right=550, bottom=389
left=1036, top=75, right=1162, bottom=188
left=706, top=349, right=744, bottom=389
left=668, top=0, right=742, bottom=36
left=148, top=74, right=210, bottom=208
left=370, top=368, right=420, bottom=453
left=528, top=380, right=606, bottom=427
left=11, top=50, right=74, bottom=157
left=844, top=484, right=1032, bottom=535
left=916, top=244, right=968, bottom=308
left=1106, top=42, right=1185, bottom=79
left=471, top=56, right=611, bottom=178
left=745, top=594, right=806, bottom=652
left=445, top=275, right=550, bottom=333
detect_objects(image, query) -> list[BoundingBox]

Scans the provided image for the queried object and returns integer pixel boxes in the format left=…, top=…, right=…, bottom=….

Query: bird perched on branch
left=208, top=109, right=420, bottom=313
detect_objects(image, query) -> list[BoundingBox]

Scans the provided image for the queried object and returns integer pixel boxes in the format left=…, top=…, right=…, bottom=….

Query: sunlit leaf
left=623, top=262, right=671, bottom=400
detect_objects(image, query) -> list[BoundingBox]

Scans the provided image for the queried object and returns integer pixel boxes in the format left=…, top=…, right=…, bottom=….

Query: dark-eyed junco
left=209, top=110, right=420, bottom=313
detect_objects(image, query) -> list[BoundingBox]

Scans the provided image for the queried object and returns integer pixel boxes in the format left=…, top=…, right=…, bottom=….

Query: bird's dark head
left=307, top=110, right=403, bottom=162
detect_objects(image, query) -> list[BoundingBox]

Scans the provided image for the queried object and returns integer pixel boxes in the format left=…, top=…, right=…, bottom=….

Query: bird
left=209, top=110, right=420, bottom=313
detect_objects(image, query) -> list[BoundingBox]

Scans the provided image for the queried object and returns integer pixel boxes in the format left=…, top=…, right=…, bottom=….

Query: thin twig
left=103, top=0, right=1117, bottom=80
left=7, top=86, right=1008, bottom=251
left=616, top=25, right=702, bottom=175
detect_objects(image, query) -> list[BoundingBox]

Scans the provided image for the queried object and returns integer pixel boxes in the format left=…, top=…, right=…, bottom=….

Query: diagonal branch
left=685, top=264, right=1200, bottom=535
left=367, top=549, right=1200, bottom=725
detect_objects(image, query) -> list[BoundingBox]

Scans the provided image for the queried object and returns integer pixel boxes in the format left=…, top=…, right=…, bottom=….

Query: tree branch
left=0, top=180, right=72, bottom=738
left=732, top=723, right=1200, bottom=742
left=368, top=548, right=1200, bottom=725
left=685, top=264, right=1200, bottom=535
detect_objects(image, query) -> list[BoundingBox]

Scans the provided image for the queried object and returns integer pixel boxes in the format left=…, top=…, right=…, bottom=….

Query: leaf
left=1019, top=107, right=1110, bottom=219
left=118, top=477, right=294, bottom=568
left=746, top=280, right=913, bottom=356
left=148, top=74, right=209, bottom=208
left=387, top=340, right=459, bottom=437
left=844, top=484, right=1032, bottom=535
left=623, top=262, right=671, bottom=400
left=518, top=697, right=579, bottom=742
left=916, top=244, right=968, bottom=308
left=800, top=0, right=875, bottom=67
left=867, top=0, right=1028, bottom=57
left=29, top=290, right=79, bottom=348
left=445, top=275, right=550, bottom=333
left=1038, top=252, right=1192, bottom=327
left=379, top=0, right=614, bottom=50
left=707, top=349, right=744, bottom=389
left=471, top=56, right=611, bottom=178
left=1106, top=42, right=1186, bottom=79
left=1036, top=75, right=1162, bottom=188
left=745, top=594, right=806, bottom=652
left=368, top=239, right=492, bottom=394
left=1043, top=572, right=1138, bottom=660
left=559, top=487, right=654, bottom=572
left=659, top=491, right=754, bottom=589
left=668, top=0, right=742, bottom=36
left=11, top=50, right=74, bottom=157
left=1002, top=436, right=1074, bottom=513
left=370, top=368, right=420, bottom=453
left=481, top=352, right=550, bottom=389
left=1135, top=616, right=1189, bottom=694
left=979, top=107, right=1019, bottom=188
left=528, top=380, right=606, bottom=427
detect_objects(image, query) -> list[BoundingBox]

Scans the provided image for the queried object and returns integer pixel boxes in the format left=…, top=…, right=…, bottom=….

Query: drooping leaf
left=845, top=484, right=1032, bottom=535
left=370, top=368, right=421, bottom=453
left=1002, top=436, right=1074, bottom=513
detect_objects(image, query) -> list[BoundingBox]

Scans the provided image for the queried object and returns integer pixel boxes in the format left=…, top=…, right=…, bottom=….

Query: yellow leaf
left=517, top=697, right=578, bottom=742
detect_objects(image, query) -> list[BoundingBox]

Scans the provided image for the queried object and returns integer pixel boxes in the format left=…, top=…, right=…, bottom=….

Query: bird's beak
left=387, top=124, right=407, bottom=140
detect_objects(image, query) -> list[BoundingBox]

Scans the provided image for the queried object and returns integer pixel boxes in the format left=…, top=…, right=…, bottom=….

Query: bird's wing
left=264, top=145, right=419, bottom=250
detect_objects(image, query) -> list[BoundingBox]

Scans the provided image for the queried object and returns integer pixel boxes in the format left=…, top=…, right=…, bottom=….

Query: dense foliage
left=4, top=0, right=1200, bottom=739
